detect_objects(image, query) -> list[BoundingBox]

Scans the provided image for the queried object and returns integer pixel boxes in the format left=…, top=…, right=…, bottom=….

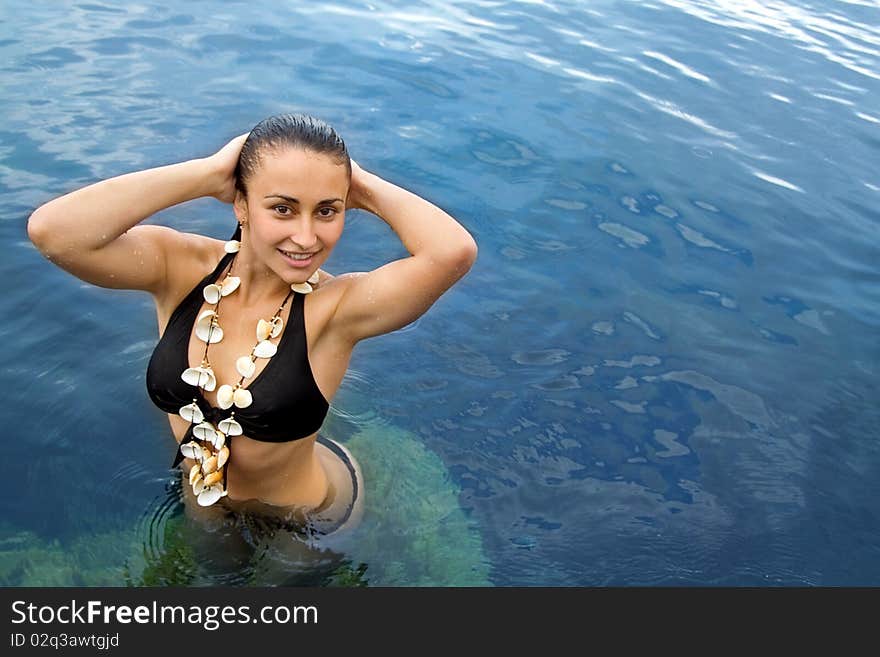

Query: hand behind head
left=206, top=132, right=250, bottom=204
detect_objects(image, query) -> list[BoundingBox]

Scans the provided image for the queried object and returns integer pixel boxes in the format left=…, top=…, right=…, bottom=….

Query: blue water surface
left=1, top=0, right=879, bottom=586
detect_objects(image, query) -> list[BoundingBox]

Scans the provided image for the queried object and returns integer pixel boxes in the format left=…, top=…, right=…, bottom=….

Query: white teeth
left=281, top=250, right=315, bottom=260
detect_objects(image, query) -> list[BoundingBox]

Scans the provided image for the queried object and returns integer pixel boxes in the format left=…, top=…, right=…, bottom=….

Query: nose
left=291, top=214, right=319, bottom=251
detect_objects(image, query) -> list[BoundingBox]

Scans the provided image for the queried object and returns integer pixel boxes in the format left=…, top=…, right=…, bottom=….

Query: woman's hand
left=204, top=133, right=249, bottom=204
left=346, top=159, right=377, bottom=213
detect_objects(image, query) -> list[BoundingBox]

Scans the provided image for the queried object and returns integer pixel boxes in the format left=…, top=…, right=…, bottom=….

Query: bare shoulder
left=312, top=270, right=363, bottom=309
left=160, top=230, right=224, bottom=285
left=152, top=231, right=226, bottom=329
left=308, top=269, right=349, bottom=310
left=308, top=270, right=364, bottom=346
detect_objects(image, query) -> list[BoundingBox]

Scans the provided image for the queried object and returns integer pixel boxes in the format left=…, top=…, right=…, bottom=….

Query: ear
left=233, top=191, right=248, bottom=221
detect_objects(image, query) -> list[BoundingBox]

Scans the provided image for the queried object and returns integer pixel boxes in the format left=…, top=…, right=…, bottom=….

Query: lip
left=278, top=248, right=318, bottom=268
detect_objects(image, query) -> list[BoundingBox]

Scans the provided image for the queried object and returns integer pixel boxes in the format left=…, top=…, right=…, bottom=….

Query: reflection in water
left=129, top=477, right=367, bottom=587
left=123, top=422, right=491, bottom=587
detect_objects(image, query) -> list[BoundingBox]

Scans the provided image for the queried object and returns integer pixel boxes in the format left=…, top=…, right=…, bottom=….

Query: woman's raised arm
left=27, top=134, right=247, bottom=294
left=329, top=162, right=478, bottom=345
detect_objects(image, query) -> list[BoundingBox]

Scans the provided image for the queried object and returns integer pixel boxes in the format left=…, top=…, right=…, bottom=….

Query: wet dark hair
left=234, top=113, right=351, bottom=197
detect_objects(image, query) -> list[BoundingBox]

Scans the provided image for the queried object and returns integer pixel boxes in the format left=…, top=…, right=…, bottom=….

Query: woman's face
left=235, top=146, right=349, bottom=285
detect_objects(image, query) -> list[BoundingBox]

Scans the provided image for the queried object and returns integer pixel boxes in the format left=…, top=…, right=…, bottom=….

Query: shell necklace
left=176, top=237, right=319, bottom=506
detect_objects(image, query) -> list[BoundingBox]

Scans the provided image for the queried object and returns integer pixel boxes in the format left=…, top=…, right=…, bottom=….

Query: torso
left=152, top=234, right=355, bottom=509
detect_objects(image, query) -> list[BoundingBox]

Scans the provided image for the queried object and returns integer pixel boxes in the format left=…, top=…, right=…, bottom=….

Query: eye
left=273, top=205, right=291, bottom=216
left=317, top=207, right=338, bottom=219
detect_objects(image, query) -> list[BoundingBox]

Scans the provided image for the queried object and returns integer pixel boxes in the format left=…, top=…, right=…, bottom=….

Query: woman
left=28, top=113, right=478, bottom=545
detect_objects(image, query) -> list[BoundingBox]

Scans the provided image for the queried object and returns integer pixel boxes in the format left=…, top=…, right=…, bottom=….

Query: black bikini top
left=146, top=234, right=330, bottom=457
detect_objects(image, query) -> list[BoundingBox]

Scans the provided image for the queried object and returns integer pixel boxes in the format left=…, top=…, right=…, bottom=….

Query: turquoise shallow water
left=1, top=0, right=879, bottom=585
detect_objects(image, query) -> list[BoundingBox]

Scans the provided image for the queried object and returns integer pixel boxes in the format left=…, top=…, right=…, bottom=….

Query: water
left=1, top=0, right=878, bottom=586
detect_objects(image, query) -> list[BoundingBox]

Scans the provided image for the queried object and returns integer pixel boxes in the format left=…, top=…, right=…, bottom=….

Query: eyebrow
left=264, top=194, right=344, bottom=205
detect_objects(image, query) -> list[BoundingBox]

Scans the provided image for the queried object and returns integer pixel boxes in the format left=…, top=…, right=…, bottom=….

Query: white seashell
left=203, top=284, right=222, bottom=304
left=308, top=271, right=320, bottom=285
left=181, top=366, right=216, bottom=392
left=198, top=484, right=225, bottom=507
left=291, top=282, right=313, bottom=294
left=192, top=478, right=206, bottom=496
left=256, top=319, right=272, bottom=341
left=202, top=455, right=218, bottom=475
left=257, top=316, right=283, bottom=340
left=233, top=387, right=253, bottom=409
left=216, top=384, right=235, bottom=410
left=236, top=356, right=256, bottom=378
left=192, top=422, right=218, bottom=443
left=196, top=325, right=223, bottom=344
left=218, top=416, right=242, bottom=436
left=179, top=402, right=204, bottom=424
left=211, top=431, right=225, bottom=450
left=180, top=441, right=202, bottom=460
left=224, top=239, right=241, bottom=253
left=253, top=340, right=277, bottom=359
left=195, top=310, right=223, bottom=344
left=196, top=309, right=215, bottom=324
left=189, top=464, right=201, bottom=486
left=217, top=445, right=229, bottom=469
left=220, top=276, right=241, bottom=296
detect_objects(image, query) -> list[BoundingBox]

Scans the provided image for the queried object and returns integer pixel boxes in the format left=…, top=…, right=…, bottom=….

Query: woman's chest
left=164, top=275, right=353, bottom=417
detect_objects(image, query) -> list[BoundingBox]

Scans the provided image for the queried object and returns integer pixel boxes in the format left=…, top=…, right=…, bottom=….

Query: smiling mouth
left=278, top=249, right=319, bottom=260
